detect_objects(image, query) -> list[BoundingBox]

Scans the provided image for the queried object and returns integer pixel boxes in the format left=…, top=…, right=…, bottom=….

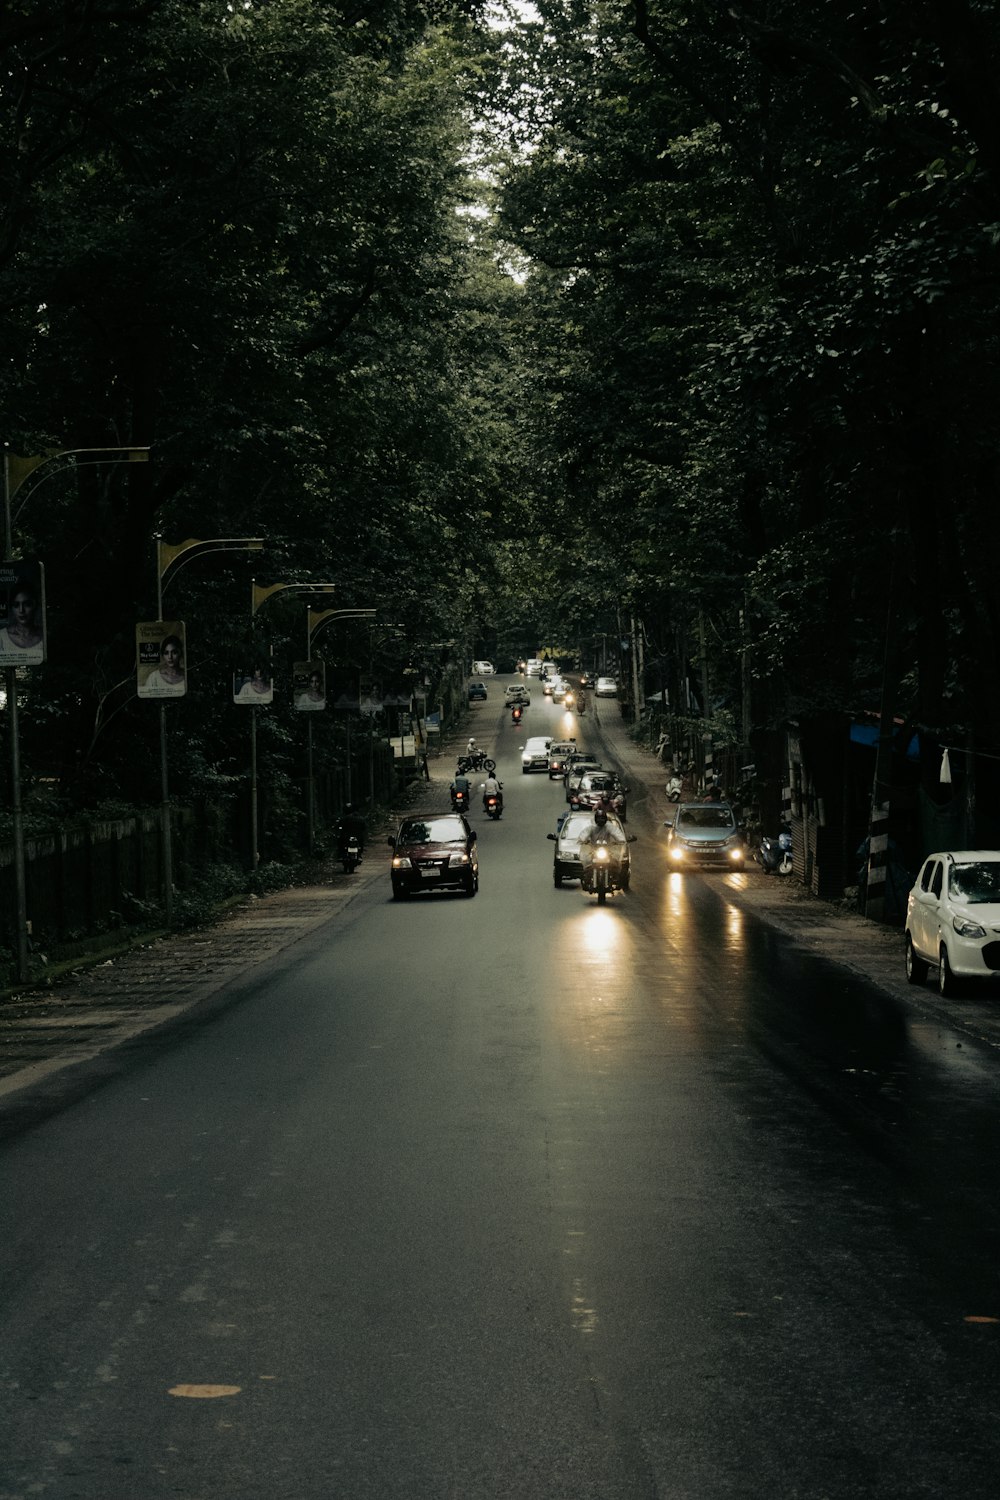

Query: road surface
left=3, top=683, right=1000, bottom=1498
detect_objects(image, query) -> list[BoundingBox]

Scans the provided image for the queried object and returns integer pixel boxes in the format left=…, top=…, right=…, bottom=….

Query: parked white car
left=595, top=676, right=618, bottom=697
left=905, top=850, right=1000, bottom=996
left=473, top=659, right=495, bottom=675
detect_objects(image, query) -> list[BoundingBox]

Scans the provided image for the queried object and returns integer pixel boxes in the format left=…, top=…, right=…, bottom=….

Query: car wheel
left=464, top=871, right=477, bottom=897
left=553, top=865, right=563, bottom=888
left=905, top=933, right=928, bottom=985
left=938, top=945, right=960, bottom=997
left=622, top=870, right=630, bottom=891
left=392, top=883, right=408, bottom=901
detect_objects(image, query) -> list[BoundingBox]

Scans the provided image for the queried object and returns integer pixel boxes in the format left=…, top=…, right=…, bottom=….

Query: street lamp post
left=248, top=581, right=340, bottom=869
left=305, top=608, right=376, bottom=851
left=155, top=536, right=264, bottom=921
left=2, top=445, right=150, bottom=984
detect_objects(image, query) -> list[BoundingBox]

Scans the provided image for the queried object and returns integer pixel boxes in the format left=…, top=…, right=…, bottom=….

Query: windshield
left=676, top=807, right=736, bottom=831
left=949, top=863, right=1000, bottom=904
left=399, top=818, right=465, bottom=844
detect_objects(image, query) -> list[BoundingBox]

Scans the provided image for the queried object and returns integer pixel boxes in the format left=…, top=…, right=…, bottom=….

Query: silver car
left=664, top=802, right=746, bottom=870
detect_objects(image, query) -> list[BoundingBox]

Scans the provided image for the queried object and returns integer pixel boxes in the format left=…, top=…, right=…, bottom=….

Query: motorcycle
left=563, top=690, right=575, bottom=710
left=576, top=693, right=586, bottom=715
left=665, top=774, right=683, bottom=802
left=458, top=750, right=495, bottom=774
left=581, top=843, right=629, bottom=904
left=511, top=705, right=523, bottom=726
left=451, top=777, right=472, bottom=814
left=341, top=833, right=362, bottom=874
left=483, top=787, right=503, bottom=820
left=758, top=824, right=793, bottom=875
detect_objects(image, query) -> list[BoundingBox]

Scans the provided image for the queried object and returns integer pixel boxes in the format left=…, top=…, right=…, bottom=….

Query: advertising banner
left=233, top=662, right=273, bottom=704
left=0, top=561, right=46, bottom=667
left=294, top=660, right=326, bottom=711
left=136, top=620, right=186, bottom=698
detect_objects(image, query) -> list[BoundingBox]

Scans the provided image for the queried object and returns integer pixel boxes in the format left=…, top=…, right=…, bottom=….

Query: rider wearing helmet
left=577, top=805, right=626, bottom=887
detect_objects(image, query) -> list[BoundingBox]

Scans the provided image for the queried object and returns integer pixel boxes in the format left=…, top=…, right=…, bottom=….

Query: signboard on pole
left=233, top=662, right=273, bottom=704
left=136, top=620, right=186, bottom=698
left=293, top=660, right=326, bottom=711
left=0, top=561, right=46, bottom=666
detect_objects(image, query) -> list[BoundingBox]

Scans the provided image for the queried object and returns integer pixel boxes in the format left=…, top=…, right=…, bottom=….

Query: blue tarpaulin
left=849, top=723, right=920, bottom=760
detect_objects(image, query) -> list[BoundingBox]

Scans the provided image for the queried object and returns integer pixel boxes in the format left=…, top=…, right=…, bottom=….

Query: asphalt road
left=3, top=683, right=1000, bottom=1498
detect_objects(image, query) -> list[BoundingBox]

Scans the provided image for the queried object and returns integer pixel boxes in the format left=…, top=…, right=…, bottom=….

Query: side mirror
left=662, top=818, right=674, bottom=828
left=547, top=833, right=556, bottom=841
left=470, top=830, right=477, bottom=842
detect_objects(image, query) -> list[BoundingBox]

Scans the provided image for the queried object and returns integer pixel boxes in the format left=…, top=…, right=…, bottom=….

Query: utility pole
left=864, top=534, right=902, bottom=922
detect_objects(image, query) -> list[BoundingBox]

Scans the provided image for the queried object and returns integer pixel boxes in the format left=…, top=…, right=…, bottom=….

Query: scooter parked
left=758, top=824, right=793, bottom=875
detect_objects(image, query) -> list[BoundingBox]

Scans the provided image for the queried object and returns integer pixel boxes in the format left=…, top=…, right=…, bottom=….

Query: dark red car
left=388, top=813, right=479, bottom=899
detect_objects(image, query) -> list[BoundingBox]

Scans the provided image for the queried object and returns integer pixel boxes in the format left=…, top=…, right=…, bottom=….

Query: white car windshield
left=949, top=863, right=1000, bottom=904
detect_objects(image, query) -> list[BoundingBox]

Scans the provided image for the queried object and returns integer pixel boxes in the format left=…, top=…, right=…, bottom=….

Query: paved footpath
left=2, top=697, right=999, bottom=1137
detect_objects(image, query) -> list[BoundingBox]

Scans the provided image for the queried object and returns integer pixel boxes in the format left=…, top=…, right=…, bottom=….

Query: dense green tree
left=493, top=0, right=1000, bottom=843
left=0, top=0, right=532, bottom=811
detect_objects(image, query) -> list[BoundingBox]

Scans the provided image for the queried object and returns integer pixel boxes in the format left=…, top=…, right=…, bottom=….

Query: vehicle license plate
left=420, top=866, right=441, bottom=878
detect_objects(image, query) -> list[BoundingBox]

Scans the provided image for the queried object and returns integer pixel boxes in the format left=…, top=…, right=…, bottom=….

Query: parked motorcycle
left=758, top=825, right=793, bottom=875
left=665, top=774, right=683, bottom=802
left=342, top=833, right=362, bottom=874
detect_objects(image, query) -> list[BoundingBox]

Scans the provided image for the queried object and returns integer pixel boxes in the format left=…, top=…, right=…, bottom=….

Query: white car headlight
left=953, top=914, right=987, bottom=939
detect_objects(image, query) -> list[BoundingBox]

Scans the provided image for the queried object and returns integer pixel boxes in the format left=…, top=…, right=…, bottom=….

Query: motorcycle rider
left=450, top=773, right=472, bottom=810
left=336, top=803, right=367, bottom=861
left=482, top=771, right=504, bottom=813
left=577, top=807, right=626, bottom=888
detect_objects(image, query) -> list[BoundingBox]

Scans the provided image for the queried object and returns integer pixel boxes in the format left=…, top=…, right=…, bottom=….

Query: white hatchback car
left=521, top=735, right=552, bottom=773
left=473, top=659, right=495, bottom=675
left=905, top=850, right=1000, bottom=996
left=595, top=676, right=618, bottom=696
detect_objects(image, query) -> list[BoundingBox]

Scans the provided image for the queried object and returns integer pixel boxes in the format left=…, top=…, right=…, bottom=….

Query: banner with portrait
left=0, top=561, right=46, bottom=667
left=233, top=662, right=273, bottom=704
left=136, top=621, right=186, bottom=698
left=293, top=660, right=326, bottom=711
